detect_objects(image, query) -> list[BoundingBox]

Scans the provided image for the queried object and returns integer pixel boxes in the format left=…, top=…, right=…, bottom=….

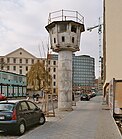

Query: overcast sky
left=0, top=0, right=103, bottom=78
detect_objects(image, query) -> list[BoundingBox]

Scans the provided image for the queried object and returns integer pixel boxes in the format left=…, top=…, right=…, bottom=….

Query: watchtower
left=45, top=10, right=85, bottom=111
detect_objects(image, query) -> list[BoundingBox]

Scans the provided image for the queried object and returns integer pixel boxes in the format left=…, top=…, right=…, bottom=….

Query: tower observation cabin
left=45, top=10, right=85, bottom=52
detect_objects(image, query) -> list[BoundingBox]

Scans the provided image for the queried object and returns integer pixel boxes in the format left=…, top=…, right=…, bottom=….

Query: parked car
left=80, top=94, right=90, bottom=101
left=0, top=99, right=45, bottom=135
left=90, top=92, right=96, bottom=98
left=0, top=93, right=7, bottom=101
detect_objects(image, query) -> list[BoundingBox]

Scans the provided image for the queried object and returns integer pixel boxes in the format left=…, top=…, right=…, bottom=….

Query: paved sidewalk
left=18, top=96, right=122, bottom=139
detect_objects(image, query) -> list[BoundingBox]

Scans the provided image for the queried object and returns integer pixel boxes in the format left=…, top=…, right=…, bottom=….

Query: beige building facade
left=0, top=48, right=58, bottom=94
left=0, top=48, right=43, bottom=75
left=47, top=54, right=58, bottom=95
left=103, top=0, right=122, bottom=89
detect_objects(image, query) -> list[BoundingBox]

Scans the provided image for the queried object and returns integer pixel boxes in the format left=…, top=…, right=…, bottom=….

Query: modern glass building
left=72, top=54, right=95, bottom=93
left=48, top=54, right=95, bottom=94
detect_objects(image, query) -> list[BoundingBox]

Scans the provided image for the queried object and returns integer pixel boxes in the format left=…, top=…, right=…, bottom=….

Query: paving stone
left=18, top=96, right=122, bottom=139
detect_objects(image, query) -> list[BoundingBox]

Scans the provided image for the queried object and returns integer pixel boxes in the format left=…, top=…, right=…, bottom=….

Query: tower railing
left=48, top=9, right=84, bottom=24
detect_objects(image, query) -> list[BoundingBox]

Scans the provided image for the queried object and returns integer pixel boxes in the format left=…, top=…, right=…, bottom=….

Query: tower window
left=59, top=23, right=67, bottom=32
left=71, top=25, right=77, bottom=33
left=62, top=36, right=65, bottom=42
left=72, top=37, right=75, bottom=43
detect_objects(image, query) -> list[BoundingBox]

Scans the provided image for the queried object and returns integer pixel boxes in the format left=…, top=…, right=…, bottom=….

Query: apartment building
left=103, top=0, right=122, bottom=92
left=103, top=0, right=122, bottom=115
left=0, top=48, right=58, bottom=94
left=0, top=48, right=45, bottom=75
left=47, top=54, right=58, bottom=95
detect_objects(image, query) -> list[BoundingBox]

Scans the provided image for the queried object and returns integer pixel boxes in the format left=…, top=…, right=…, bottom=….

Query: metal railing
left=48, top=9, right=84, bottom=24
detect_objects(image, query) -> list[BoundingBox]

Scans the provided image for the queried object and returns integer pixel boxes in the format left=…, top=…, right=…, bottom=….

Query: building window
left=48, top=60, right=50, bottom=65
left=71, top=25, right=77, bottom=33
left=53, top=81, right=56, bottom=86
left=0, top=58, right=4, bottom=70
left=53, top=88, right=56, bottom=94
left=13, top=75, right=18, bottom=82
left=19, top=69, right=22, bottom=74
left=54, top=38, right=56, bottom=43
left=7, top=58, right=10, bottom=63
left=53, top=74, right=56, bottom=79
left=32, top=59, right=34, bottom=64
left=20, top=59, right=22, bottom=63
left=53, top=68, right=56, bottom=72
left=26, top=59, right=28, bottom=64
left=20, top=52, right=22, bottom=55
left=53, top=61, right=56, bottom=65
left=19, top=77, right=22, bottom=82
left=13, top=58, right=16, bottom=63
left=72, top=37, right=74, bottom=43
left=62, top=36, right=65, bottom=42
left=19, top=66, right=22, bottom=68
left=13, top=66, right=16, bottom=71
left=0, top=58, right=4, bottom=62
left=43, top=60, right=45, bottom=65
left=26, top=66, right=28, bottom=71
left=2, top=74, right=7, bottom=80
left=7, top=66, right=9, bottom=70
left=48, top=67, right=50, bottom=72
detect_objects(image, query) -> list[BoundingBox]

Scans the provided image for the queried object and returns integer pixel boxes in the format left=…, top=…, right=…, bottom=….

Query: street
left=0, top=96, right=121, bottom=139
left=18, top=96, right=121, bottom=139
